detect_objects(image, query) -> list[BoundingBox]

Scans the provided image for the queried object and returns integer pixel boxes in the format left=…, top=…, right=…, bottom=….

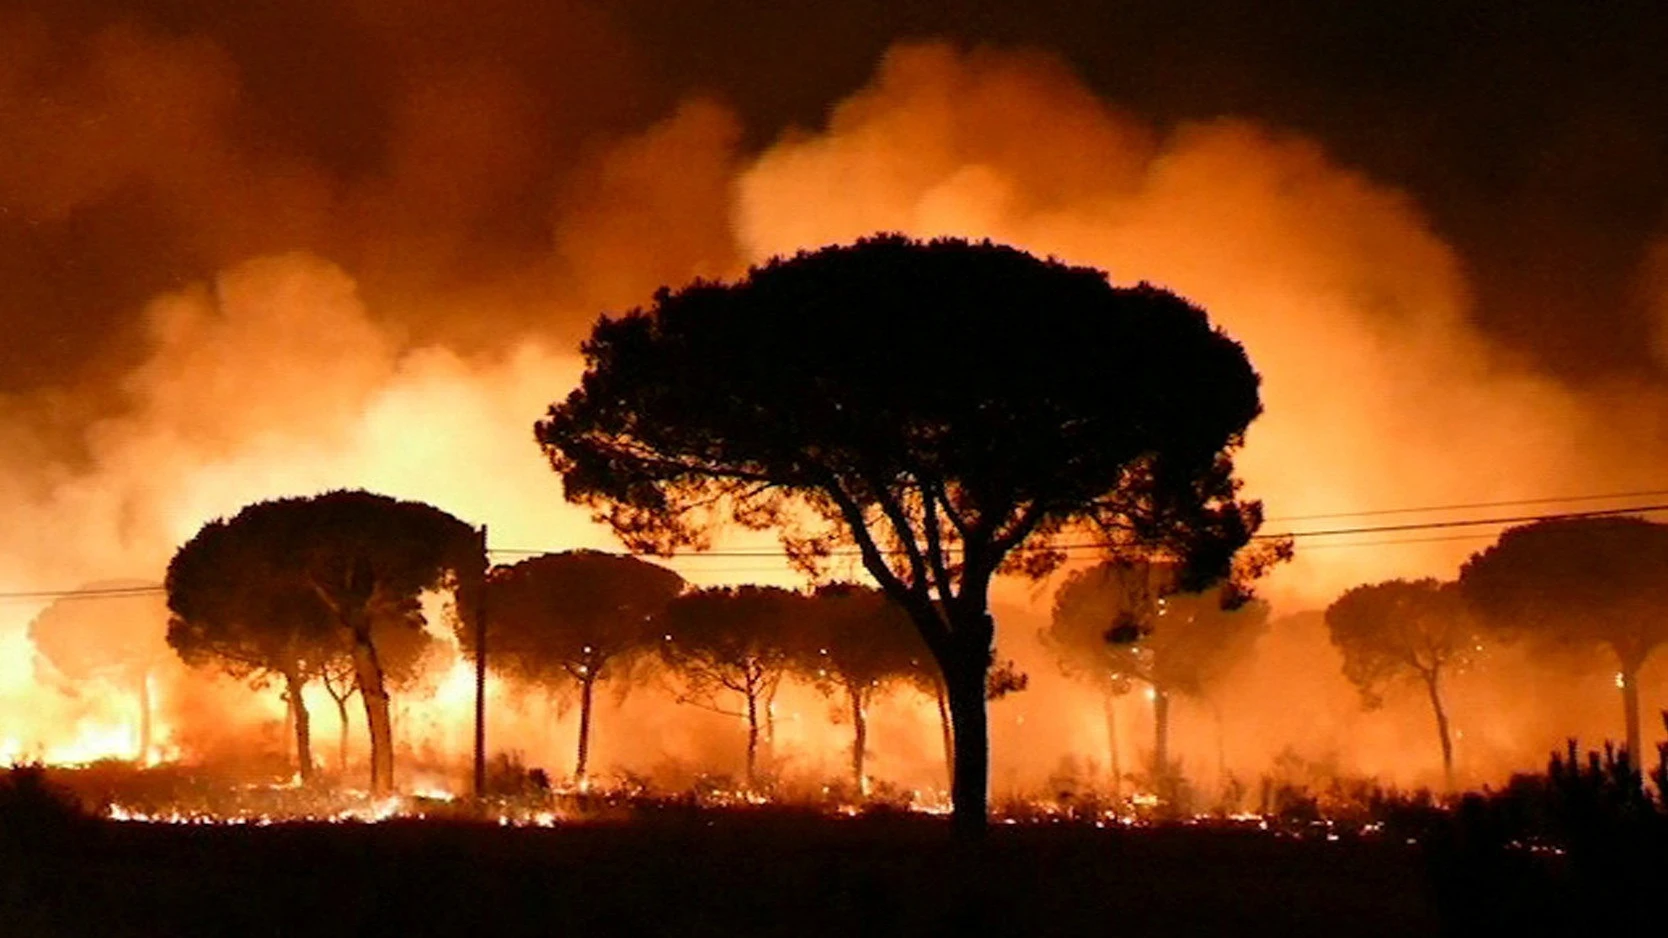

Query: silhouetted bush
left=0, top=763, right=87, bottom=849
left=483, top=750, right=551, bottom=799
left=1420, top=728, right=1668, bottom=932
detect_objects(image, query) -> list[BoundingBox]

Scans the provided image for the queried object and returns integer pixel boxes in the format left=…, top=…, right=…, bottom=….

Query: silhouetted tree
left=317, top=620, right=435, bottom=776
left=318, top=656, right=356, bottom=775
left=166, top=568, right=335, bottom=782
left=661, top=586, right=800, bottom=787
left=794, top=584, right=930, bottom=793
left=1460, top=517, right=1668, bottom=763
left=536, top=235, right=1268, bottom=834
left=1040, top=604, right=1136, bottom=799
left=907, top=661, right=959, bottom=787
left=167, top=490, right=483, bottom=795
left=480, top=551, right=684, bottom=785
left=28, top=581, right=170, bottom=764
left=905, top=650, right=1030, bottom=787
left=1326, top=578, right=1477, bottom=788
left=1048, top=560, right=1268, bottom=803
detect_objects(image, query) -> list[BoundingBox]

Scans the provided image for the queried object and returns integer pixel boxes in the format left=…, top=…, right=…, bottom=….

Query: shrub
left=0, top=764, right=87, bottom=849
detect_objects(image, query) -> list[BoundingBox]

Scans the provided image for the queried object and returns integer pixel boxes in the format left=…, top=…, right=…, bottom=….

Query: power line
left=491, top=501, right=1668, bottom=558
left=489, top=546, right=794, bottom=559
left=1265, top=487, right=1668, bottom=523
left=0, top=584, right=164, bottom=603
left=1287, top=531, right=1506, bottom=551
left=1254, top=502, right=1668, bottom=540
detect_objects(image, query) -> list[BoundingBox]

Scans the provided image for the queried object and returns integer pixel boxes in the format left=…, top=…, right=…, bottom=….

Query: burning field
left=9, top=747, right=1663, bottom=936
left=4, top=776, right=1444, bottom=937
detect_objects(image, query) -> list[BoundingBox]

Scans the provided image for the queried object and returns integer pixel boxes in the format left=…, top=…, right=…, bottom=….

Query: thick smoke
left=730, top=43, right=1668, bottom=787
left=3, top=28, right=1666, bottom=792
left=736, top=43, right=1637, bottom=609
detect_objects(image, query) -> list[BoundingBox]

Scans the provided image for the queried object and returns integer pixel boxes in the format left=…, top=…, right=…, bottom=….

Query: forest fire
left=5, top=2, right=1668, bottom=933
left=77, top=769, right=1373, bottom=841
left=3, top=34, right=1667, bottom=802
left=1, top=731, right=174, bottom=769
left=102, top=792, right=564, bottom=828
left=5, top=576, right=1663, bottom=823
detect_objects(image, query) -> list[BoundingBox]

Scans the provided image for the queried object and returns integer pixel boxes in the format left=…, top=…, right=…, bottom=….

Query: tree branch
left=992, top=500, right=1048, bottom=557
left=864, top=467, right=933, bottom=601
left=304, top=574, right=343, bottom=617
left=924, top=475, right=973, bottom=543
left=919, top=479, right=959, bottom=608
left=817, top=477, right=908, bottom=589
left=818, top=475, right=951, bottom=655
left=673, top=694, right=747, bottom=720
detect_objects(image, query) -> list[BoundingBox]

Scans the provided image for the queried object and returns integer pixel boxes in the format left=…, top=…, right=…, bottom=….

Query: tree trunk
left=1152, top=685, right=1171, bottom=806
left=764, top=683, right=778, bottom=748
left=1103, top=691, right=1122, bottom=802
left=1423, top=670, right=1455, bottom=789
left=136, top=670, right=152, bottom=765
left=333, top=694, right=351, bottom=775
left=347, top=617, right=394, bottom=797
left=284, top=670, right=314, bottom=784
left=850, top=683, right=868, bottom=796
left=1620, top=662, right=1642, bottom=768
left=745, top=686, right=760, bottom=789
left=576, top=675, right=595, bottom=787
left=1211, top=699, right=1226, bottom=790
left=283, top=688, right=295, bottom=762
left=945, top=655, right=989, bottom=839
left=935, top=678, right=954, bottom=785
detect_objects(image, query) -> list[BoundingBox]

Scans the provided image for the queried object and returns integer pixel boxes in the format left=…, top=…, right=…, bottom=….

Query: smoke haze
left=5, top=5, right=1668, bottom=793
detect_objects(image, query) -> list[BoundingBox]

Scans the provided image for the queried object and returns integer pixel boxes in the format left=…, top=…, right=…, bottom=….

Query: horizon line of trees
left=30, top=502, right=1668, bottom=806
left=137, top=492, right=1033, bottom=797
left=1315, top=516, right=1668, bottom=790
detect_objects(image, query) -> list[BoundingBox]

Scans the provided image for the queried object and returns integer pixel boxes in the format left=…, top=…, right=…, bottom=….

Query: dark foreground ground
left=1, top=812, right=1449, bottom=938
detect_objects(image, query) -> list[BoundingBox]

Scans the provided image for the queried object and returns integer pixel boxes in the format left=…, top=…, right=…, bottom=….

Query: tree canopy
left=1325, top=578, right=1476, bottom=786
left=660, top=585, right=800, bottom=787
left=1048, top=561, right=1268, bottom=700
left=795, top=584, right=930, bottom=698
left=794, top=583, right=932, bottom=791
left=317, top=614, right=437, bottom=776
left=484, top=550, right=685, bottom=781
left=537, top=234, right=1268, bottom=833
left=168, top=534, right=340, bottom=782
left=167, top=534, right=337, bottom=684
left=1047, top=560, right=1268, bottom=800
left=29, top=580, right=171, bottom=763
left=29, top=581, right=170, bottom=686
left=167, top=489, right=483, bottom=794
left=1460, top=516, right=1668, bottom=763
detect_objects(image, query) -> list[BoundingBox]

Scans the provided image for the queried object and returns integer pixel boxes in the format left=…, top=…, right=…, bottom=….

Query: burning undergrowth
left=3, top=727, right=1655, bottom=857
left=17, top=741, right=1668, bottom=933
left=0, top=753, right=1550, bottom=845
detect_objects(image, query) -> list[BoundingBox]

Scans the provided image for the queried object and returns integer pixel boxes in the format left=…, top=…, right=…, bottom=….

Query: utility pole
left=473, top=524, right=489, bottom=799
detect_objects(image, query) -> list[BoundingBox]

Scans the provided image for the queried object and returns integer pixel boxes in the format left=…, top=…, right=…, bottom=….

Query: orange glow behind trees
left=3, top=39, right=1668, bottom=799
